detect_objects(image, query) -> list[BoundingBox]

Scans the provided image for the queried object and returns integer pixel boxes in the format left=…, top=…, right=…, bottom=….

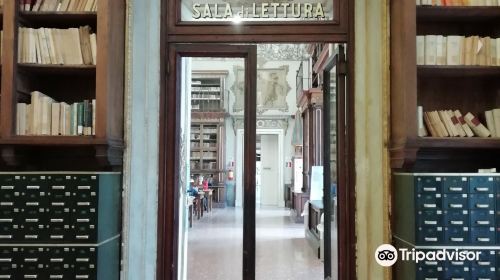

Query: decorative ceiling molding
left=257, top=44, right=308, bottom=61
left=231, top=116, right=292, bottom=134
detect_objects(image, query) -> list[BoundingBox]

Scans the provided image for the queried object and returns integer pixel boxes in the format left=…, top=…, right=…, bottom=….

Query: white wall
left=122, top=0, right=160, bottom=279
left=192, top=58, right=300, bottom=185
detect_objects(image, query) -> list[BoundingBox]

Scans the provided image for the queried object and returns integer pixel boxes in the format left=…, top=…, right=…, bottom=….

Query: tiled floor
left=186, top=206, right=338, bottom=280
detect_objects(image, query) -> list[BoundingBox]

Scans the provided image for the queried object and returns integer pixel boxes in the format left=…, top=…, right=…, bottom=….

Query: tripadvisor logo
left=375, top=244, right=482, bottom=267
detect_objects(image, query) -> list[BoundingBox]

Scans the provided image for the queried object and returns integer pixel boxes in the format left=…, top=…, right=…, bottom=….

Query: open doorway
left=171, top=43, right=345, bottom=280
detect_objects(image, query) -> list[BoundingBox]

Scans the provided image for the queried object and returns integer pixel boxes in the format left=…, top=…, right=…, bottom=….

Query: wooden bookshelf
left=417, top=6, right=500, bottom=22
left=190, top=71, right=227, bottom=112
left=0, top=0, right=125, bottom=168
left=391, top=1, right=500, bottom=170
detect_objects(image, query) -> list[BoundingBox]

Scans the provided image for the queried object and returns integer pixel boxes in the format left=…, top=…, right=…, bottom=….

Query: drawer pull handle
left=476, top=204, right=490, bottom=209
left=475, top=187, right=489, bottom=192
left=77, top=202, right=91, bottom=206
left=0, top=186, right=14, bottom=190
left=424, top=278, right=438, bottom=280
left=0, top=219, right=13, bottom=223
left=423, top=204, right=436, bottom=208
left=51, top=202, right=65, bottom=206
left=477, top=238, right=490, bottom=242
left=450, top=204, right=463, bottom=208
left=24, top=275, right=38, bottom=279
left=425, top=261, right=438, bottom=265
left=0, top=258, right=12, bottom=262
left=51, top=186, right=65, bottom=190
left=49, top=276, right=63, bottom=279
left=450, top=221, right=463, bottom=225
left=26, top=186, right=40, bottom=190
left=77, top=219, right=90, bottom=223
left=0, top=275, right=11, bottom=279
left=50, top=258, right=63, bottom=263
left=25, top=258, right=38, bottom=262
left=26, top=219, right=38, bottom=223
left=478, top=261, right=491, bottom=266
left=476, top=221, right=490, bottom=225
left=424, top=237, right=438, bottom=242
left=50, top=219, right=63, bottom=223
left=0, top=202, right=13, bottom=206
left=25, top=235, right=38, bottom=239
left=424, top=220, right=437, bottom=225
left=78, top=186, right=91, bottom=190
left=451, top=261, right=464, bottom=266
left=449, top=187, right=462, bottom=191
left=0, top=235, right=12, bottom=239
left=76, top=235, right=89, bottom=240
left=423, top=187, right=436, bottom=192
left=26, top=202, right=39, bottom=206
left=50, top=235, right=64, bottom=239
left=75, top=275, right=89, bottom=279
left=451, top=238, right=463, bottom=242
left=76, top=258, right=89, bottom=262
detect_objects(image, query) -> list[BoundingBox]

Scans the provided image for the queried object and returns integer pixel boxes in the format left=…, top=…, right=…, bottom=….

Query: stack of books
left=20, top=0, right=97, bottom=12
left=418, top=106, right=500, bottom=138
left=18, top=26, right=96, bottom=65
left=417, top=0, right=500, bottom=5
left=417, top=35, right=500, bottom=66
left=16, top=91, right=96, bottom=136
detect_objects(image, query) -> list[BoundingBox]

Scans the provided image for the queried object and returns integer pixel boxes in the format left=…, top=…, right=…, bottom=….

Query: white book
left=417, top=0, right=421, bottom=5
left=16, top=103, right=27, bottom=135
left=493, top=109, right=500, bottom=139
left=485, top=110, right=496, bottom=137
left=84, top=0, right=94, bottom=11
left=436, top=35, right=447, bottom=65
left=454, top=110, right=474, bottom=137
left=486, top=0, right=496, bottom=5
left=41, top=95, right=54, bottom=135
left=425, top=35, right=438, bottom=65
left=18, top=28, right=24, bottom=63
left=447, top=36, right=463, bottom=66
left=417, top=36, right=425, bottom=65
left=38, top=28, right=51, bottom=64
left=30, top=91, right=43, bottom=134
left=90, top=33, right=97, bottom=65
left=51, top=103, right=61, bottom=135
left=417, top=106, right=428, bottom=137
left=51, top=29, right=65, bottom=64
left=60, top=0, right=71, bottom=11
left=33, top=0, right=43, bottom=12
left=497, top=38, right=500, bottom=66
left=491, top=38, right=497, bottom=66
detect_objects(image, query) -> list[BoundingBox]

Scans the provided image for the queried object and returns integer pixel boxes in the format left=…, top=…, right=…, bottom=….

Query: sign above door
left=182, top=0, right=334, bottom=21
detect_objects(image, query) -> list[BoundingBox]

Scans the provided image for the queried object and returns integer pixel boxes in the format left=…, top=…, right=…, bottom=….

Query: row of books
left=417, top=35, right=500, bottom=66
left=20, top=0, right=97, bottom=12
left=417, top=0, right=500, bottom=5
left=418, top=107, right=496, bottom=138
left=18, top=26, right=96, bottom=65
left=16, top=91, right=95, bottom=136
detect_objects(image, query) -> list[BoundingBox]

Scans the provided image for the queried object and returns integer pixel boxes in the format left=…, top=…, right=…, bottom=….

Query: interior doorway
left=259, top=134, right=279, bottom=206
left=162, top=43, right=347, bottom=280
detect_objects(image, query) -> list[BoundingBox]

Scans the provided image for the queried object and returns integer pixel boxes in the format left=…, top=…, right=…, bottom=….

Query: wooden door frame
left=157, top=1, right=356, bottom=279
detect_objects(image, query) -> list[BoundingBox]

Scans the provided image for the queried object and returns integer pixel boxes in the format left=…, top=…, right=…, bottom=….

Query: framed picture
left=232, top=65, right=291, bottom=114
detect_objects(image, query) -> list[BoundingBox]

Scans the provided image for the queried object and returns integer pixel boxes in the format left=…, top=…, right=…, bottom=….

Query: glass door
left=171, top=44, right=257, bottom=280
left=322, top=44, right=346, bottom=280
